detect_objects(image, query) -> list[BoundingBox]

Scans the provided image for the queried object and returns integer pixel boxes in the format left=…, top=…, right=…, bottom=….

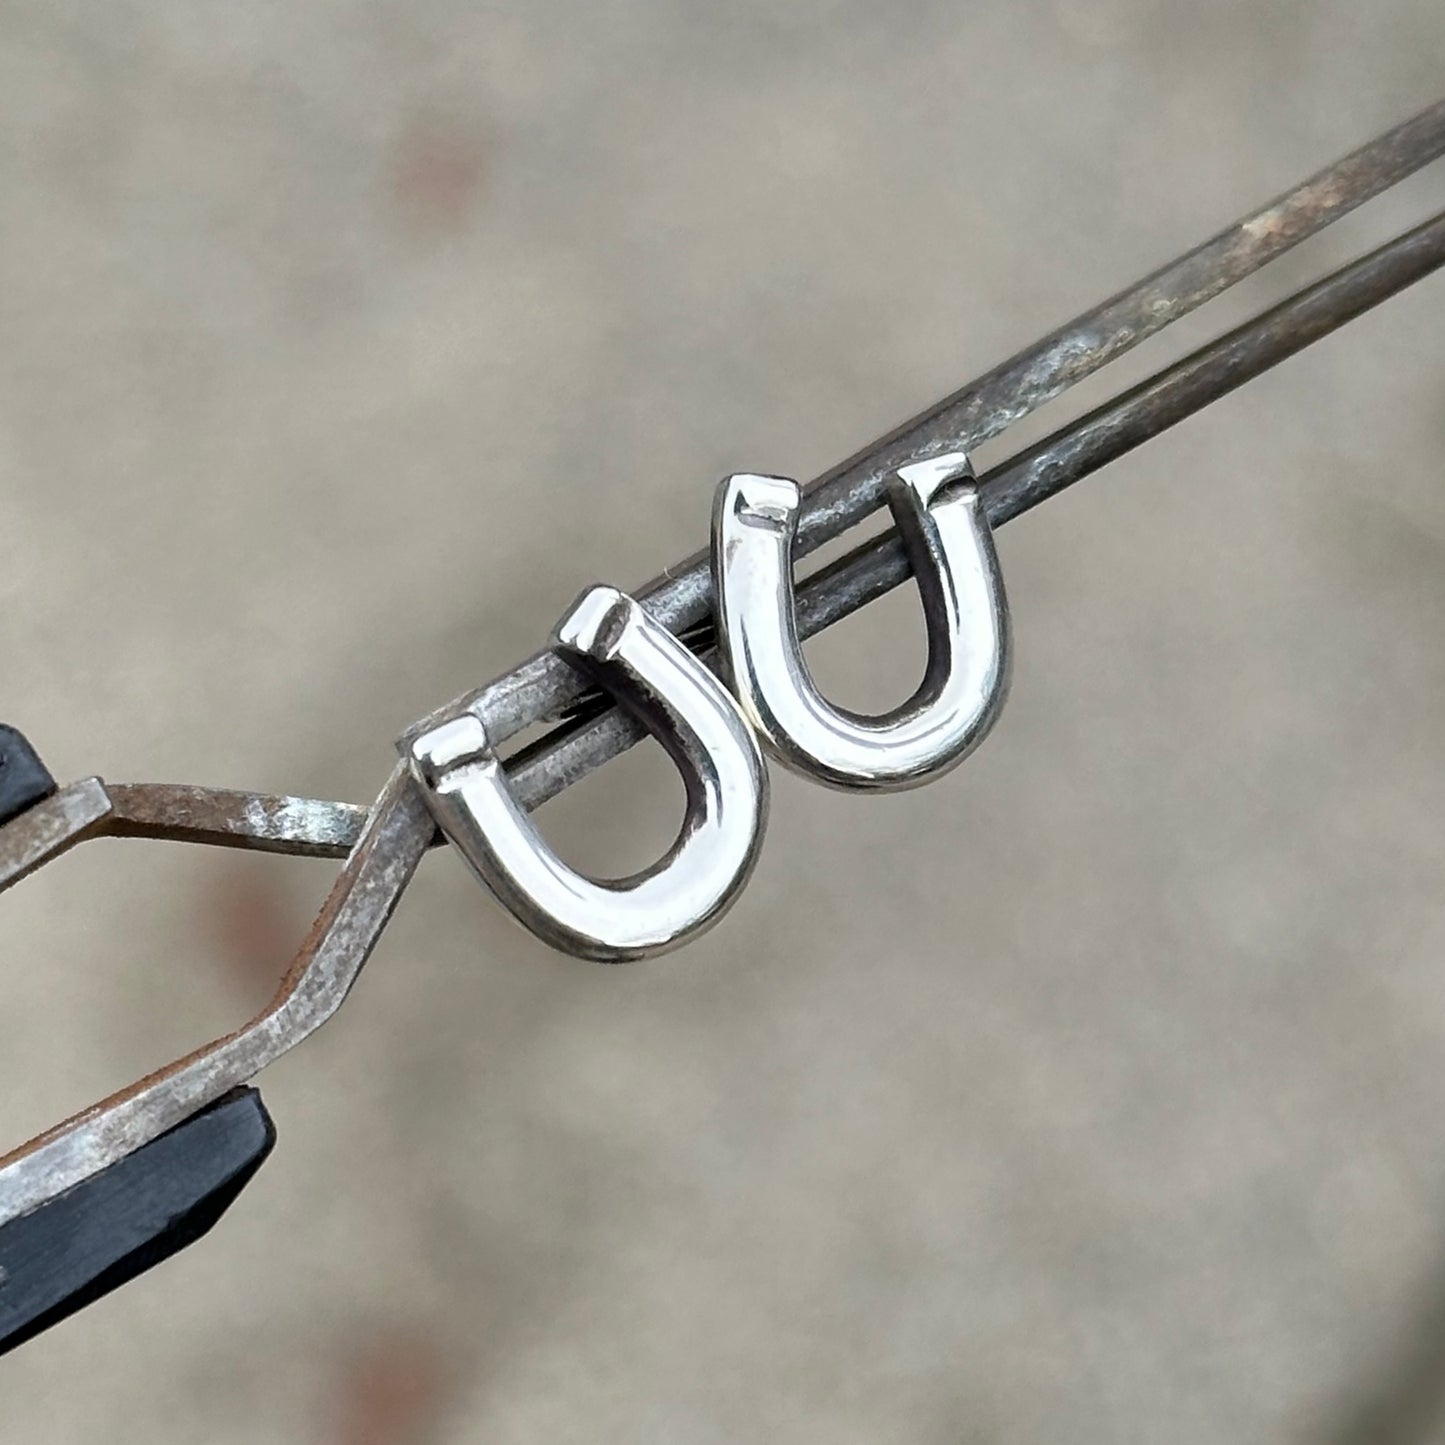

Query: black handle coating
left=0, top=1087, right=276, bottom=1356
left=0, top=725, right=56, bottom=823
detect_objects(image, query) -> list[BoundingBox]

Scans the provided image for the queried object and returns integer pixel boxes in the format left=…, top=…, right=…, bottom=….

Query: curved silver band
left=409, top=586, right=768, bottom=962
left=712, top=452, right=1010, bottom=791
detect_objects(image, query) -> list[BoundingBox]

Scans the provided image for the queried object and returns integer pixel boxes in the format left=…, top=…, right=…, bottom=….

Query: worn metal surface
left=105, top=783, right=377, bottom=858
left=805, top=209, right=1445, bottom=629
left=0, top=765, right=432, bottom=1225
left=0, top=781, right=407, bottom=880
left=0, top=781, right=113, bottom=892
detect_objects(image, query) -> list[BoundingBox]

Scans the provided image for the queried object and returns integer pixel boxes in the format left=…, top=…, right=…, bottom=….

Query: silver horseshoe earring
left=711, top=451, right=1010, bottom=791
left=408, top=586, right=768, bottom=962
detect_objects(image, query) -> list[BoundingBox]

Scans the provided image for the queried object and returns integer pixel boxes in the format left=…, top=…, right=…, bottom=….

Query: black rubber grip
left=0, top=725, right=56, bottom=825
left=0, top=1088, right=276, bottom=1356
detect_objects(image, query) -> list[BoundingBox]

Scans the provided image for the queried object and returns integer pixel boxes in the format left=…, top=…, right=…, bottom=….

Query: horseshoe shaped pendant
left=711, top=452, right=1011, bottom=791
left=409, top=586, right=768, bottom=962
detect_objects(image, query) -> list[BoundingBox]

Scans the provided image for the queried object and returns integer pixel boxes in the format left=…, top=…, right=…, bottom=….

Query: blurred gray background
left=3, top=2, right=1445, bottom=1441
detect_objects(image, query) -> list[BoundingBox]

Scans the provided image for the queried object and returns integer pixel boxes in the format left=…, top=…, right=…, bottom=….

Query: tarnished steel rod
left=0, top=781, right=384, bottom=872
left=503, top=208, right=1445, bottom=807
left=804, top=207, right=1445, bottom=629
left=105, top=783, right=373, bottom=858
left=0, top=764, right=434, bottom=1225
left=436, top=98, right=1445, bottom=751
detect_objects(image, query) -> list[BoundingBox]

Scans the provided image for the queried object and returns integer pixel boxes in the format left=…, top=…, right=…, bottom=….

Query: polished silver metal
left=409, top=585, right=768, bottom=962
left=712, top=452, right=1010, bottom=791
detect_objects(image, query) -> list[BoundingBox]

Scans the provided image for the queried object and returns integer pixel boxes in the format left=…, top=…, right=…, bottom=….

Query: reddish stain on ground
left=206, top=864, right=298, bottom=1007
left=390, top=117, right=489, bottom=235
left=328, top=1328, right=451, bottom=1445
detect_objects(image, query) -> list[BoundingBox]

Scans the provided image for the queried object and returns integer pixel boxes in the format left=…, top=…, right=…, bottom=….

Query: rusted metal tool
left=2, top=98, right=1442, bottom=1354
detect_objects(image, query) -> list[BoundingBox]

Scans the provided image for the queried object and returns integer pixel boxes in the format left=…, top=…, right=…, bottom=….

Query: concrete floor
left=2, top=3, right=1445, bottom=1441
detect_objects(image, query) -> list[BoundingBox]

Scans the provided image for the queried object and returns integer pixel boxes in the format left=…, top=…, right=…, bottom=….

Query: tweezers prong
left=0, top=763, right=433, bottom=1226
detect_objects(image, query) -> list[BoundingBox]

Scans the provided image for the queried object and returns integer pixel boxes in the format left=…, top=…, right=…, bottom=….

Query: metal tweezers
left=2, top=99, right=1443, bottom=1353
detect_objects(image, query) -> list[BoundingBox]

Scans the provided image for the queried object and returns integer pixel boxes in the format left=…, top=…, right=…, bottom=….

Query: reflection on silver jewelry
left=711, top=452, right=1010, bottom=791
left=408, top=586, right=768, bottom=962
